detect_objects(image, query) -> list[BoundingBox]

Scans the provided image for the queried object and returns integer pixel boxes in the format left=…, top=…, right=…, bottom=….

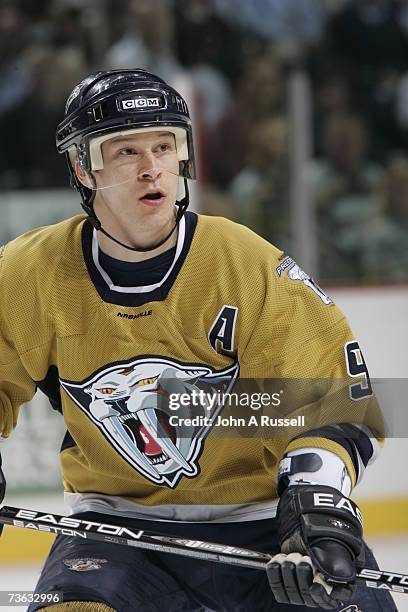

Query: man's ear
left=74, top=158, right=94, bottom=189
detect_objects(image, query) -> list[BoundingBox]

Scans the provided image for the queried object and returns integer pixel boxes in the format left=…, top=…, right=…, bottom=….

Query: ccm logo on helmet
left=121, top=98, right=161, bottom=110
left=313, top=492, right=363, bottom=524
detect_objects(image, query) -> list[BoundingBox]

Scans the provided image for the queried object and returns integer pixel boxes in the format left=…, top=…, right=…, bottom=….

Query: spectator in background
left=325, top=0, right=408, bottom=157
left=229, top=116, right=290, bottom=248
left=312, top=72, right=353, bottom=156
left=328, top=0, right=408, bottom=75
left=393, top=67, right=408, bottom=151
left=174, top=0, right=244, bottom=85
left=211, top=48, right=285, bottom=188
left=0, top=6, right=30, bottom=117
left=104, top=0, right=180, bottom=83
left=214, top=0, right=324, bottom=45
left=362, top=156, right=408, bottom=282
left=0, top=44, right=87, bottom=189
left=51, top=5, right=94, bottom=65
left=310, top=113, right=384, bottom=281
left=172, top=0, right=233, bottom=182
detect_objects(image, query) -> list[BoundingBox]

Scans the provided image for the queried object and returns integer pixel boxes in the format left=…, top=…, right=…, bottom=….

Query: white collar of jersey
left=91, top=214, right=186, bottom=293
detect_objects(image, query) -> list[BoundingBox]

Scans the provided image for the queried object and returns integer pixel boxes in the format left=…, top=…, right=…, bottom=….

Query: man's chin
left=128, top=211, right=177, bottom=242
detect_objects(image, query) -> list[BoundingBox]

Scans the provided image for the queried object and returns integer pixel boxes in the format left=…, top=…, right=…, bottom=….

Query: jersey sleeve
left=0, top=248, right=36, bottom=437
left=239, top=255, right=384, bottom=489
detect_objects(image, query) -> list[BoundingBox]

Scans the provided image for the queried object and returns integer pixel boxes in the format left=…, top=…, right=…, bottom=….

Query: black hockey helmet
left=56, top=68, right=196, bottom=179
left=55, top=69, right=196, bottom=252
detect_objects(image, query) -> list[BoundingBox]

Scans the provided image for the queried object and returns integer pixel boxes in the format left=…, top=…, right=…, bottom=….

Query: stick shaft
left=0, top=506, right=406, bottom=594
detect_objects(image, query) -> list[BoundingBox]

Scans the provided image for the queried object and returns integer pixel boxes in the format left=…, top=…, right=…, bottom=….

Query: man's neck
left=97, top=225, right=178, bottom=262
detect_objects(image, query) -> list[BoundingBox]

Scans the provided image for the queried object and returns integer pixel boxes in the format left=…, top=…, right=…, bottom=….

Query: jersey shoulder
left=0, top=214, right=88, bottom=352
left=196, top=214, right=284, bottom=265
left=195, top=215, right=337, bottom=316
left=0, top=214, right=86, bottom=282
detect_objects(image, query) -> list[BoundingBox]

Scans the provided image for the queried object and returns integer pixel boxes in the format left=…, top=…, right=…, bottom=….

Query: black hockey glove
left=267, top=485, right=364, bottom=609
left=0, top=454, right=5, bottom=536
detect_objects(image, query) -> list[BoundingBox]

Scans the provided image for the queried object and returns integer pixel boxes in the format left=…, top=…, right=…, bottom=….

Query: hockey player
left=0, top=69, right=396, bottom=611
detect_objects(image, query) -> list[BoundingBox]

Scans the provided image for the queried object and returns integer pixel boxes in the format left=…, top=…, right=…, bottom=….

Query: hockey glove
left=266, top=485, right=364, bottom=609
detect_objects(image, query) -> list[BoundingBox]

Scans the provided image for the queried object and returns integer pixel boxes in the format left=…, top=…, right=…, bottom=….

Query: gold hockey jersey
left=0, top=212, right=383, bottom=521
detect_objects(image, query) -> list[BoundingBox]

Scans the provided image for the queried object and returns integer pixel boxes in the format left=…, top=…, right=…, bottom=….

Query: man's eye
left=119, top=148, right=136, bottom=156
left=157, top=143, right=173, bottom=153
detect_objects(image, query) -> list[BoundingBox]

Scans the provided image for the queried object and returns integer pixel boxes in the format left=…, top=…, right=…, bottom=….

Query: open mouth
left=142, top=192, right=163, bottom=200
left=120, top=410, right=176, bottom=466
left=140, top=190, right=166, bottom=205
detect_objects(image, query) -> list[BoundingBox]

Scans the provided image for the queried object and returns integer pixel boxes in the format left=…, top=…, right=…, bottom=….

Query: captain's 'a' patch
left=276, top=256, right=333, bottom=305
left=208, top=305, right=238, bottom=355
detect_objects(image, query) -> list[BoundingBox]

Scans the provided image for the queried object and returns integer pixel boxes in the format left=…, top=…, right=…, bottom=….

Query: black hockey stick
left=0, top=505, right=406, bottom=595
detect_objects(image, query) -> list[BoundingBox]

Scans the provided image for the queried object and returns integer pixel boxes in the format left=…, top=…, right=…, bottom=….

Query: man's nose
left=138, top=167, right=162, bottom=181
left=137, top=152, right=162, bottom=181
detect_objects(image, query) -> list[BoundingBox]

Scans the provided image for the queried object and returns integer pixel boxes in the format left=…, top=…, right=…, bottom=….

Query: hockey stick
left=0, top=505, right=406, bottom=595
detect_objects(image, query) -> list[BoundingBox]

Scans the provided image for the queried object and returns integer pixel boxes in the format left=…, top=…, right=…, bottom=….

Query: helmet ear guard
left=66, top=151, right=99, bottom=228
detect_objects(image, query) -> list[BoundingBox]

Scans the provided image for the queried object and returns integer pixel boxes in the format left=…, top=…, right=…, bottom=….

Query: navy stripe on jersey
left=81, top=211, right=198, bottom=307
left=35, top=366, right=78, bottom=454
left=60, top=429, right=77, bottom=452
left=294, top=423, right=375, bottom=482
left=35, top=365, right=62, bottom=414
left=98, top=245, right=176, bottom=287
left=334, top=423, right=375, bottom=467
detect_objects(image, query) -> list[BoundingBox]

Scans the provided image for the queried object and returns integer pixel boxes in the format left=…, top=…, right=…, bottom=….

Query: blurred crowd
left=0, top=0, right=407, bottom=283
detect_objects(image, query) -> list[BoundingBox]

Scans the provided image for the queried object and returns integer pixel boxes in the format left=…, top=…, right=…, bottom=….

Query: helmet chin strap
left=78, top=173, right=189, bottom=253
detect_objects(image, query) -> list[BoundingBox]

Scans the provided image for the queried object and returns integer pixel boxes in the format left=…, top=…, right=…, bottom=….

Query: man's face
left=91, top=130, right=180, bottom=232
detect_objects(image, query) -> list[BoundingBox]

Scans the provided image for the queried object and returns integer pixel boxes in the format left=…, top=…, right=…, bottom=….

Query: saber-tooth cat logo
left=60, top=357, right=238, bottom=488
left=64, top=558, right=108, bottom=572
